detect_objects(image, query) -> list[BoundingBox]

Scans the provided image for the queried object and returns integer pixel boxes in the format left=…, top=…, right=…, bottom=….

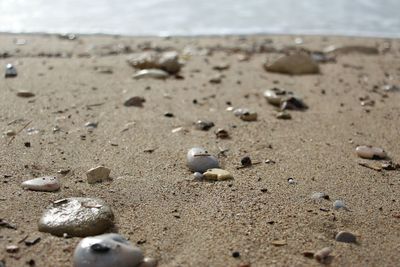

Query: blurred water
left=0, top=0, right=399, bottom=37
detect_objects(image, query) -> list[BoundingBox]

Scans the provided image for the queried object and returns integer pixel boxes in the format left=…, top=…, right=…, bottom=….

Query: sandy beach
left=0, top=33, right=399, bottom=267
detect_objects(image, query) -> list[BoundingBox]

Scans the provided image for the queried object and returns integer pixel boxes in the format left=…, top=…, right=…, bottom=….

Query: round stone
left=21, top=176, right=60, bottom=192
left=38, top=197, right=114, bottom=237
left=335, top=231, right=357, bottom=243
left=73, top=233, right=144, bottom=267
left=355, top=145, right=387, bottom=159
left=186, top=147, right=219, bottom=173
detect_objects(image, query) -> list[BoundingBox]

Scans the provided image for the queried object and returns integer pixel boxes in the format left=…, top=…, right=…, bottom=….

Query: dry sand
left=0, top=33, right=399, bottom=267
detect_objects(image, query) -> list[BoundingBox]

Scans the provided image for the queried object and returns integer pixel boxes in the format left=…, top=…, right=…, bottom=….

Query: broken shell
left=264, top=53, right=319, bottom=75
left=21, top=176, right=60, bottom=192
left=86, top=166, right=111, bottom=184
left=215, top=128, right=229, bottom=139
left=73, top=233, right=144, bottom=267
left=355, top=145, right=387, bottom=159
left=263, top=88, right=294, bottom=106
left=186, top=147, right=220, bottom=173
left=203, top=168, right=233, bottom=181
left=133, top=69, right=168, bottom=79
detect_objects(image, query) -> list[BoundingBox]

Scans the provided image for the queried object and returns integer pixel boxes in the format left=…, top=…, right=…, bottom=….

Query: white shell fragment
left=203, top=168, right=233, bottom=181
left=21, top=176, right=60, bottom=192
left=39, top=197, right=114, bottom=237
left=133, top=69, right=169, bottom=79
left=5, top=63, right=17, bottom=78
left=86, top=166, right=111, bottom=184
left=355, top=145, right=387, bottom=159
left=187, top=147, right=220, bottom=173
left=264, top=53, right=320, bottom=75
left=73, top=233, right=149, bottom=267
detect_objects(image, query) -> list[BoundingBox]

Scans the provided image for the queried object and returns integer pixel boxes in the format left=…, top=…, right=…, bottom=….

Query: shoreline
left=0, top=33, right=399, bottom=267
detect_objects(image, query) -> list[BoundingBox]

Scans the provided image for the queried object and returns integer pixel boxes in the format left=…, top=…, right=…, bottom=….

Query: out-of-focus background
left=0, top=0, right=399, bottom=37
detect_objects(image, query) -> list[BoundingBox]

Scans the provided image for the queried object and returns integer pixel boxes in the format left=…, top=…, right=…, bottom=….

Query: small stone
left=276, top=111, right=291, bottom=119
left=233, top=108, right=257, bottom=121
left=302, top=251, right=315, bottom=258
left=86, top=166, right=111, bottom=184
left=264, top=53, right=319, bottom=75
left=203, top=168, right=233, bottom=181
left=195, top=120, right=214, bottom=131
left=271, top=240, right=287, bottom=246
left=281, top=97, right=307, bottom=110
left=21, top=176, right=60, bottom=192
left=311, top=192, right=329, bottom=200
left=193, top=172, right=204, bottom=180
left=6, top=245, right=19, bottom=253
left=24, top=142, right=31, bottom=147
left=287, top=177, right=296, bottom=184
left=335, top=231, right=357, bottom=243
left=187, top=147, right=219, bottom=173
left=209, top=74, right=222, bottom=84
left=314, top=247, right=332, bottom=263
left=5, top=63, right=17, bottom=78
left=4, top=130, right=16, bottom=136
left=124, top=96, right=146, bottom=107
left=158, top=51, right=181, bottom=74
left=241, top=156, right=252, bottom=166
left=133, top=69, right=168, bottom=79
left=213, top=62, right=230, bottom=71
left=24, top=237, right=41, bottom=246
left=17, top=91, right=35, bottom=98
left=73, top=233, right=144, bottom=267
left=232, top=251, right=240, bottom=258
left=85, top=122, right=98, bottom=129
left=127, top=52, right=159, bottom=70
left=264, top=88, right=294, bottom=106
left=39, top=197, right=114, bottom=237
left=323, top=45, right=379, bottom=55
left=164, top=112, right=174, bottom=117
left=215, top=128, right=229, bottom=139
left=356, top=145, right=387, bottom=159
left=333, top=200, right=349, bottom=211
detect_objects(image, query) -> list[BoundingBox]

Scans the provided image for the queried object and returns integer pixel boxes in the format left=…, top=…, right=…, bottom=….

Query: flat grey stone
left=39, top=197, right=114, bottom=237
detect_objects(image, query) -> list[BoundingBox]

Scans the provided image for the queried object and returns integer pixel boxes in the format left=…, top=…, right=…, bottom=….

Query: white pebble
left=186, top=147, right=219, bottom=173
left=355, top=145, right=387, bottom=159
left=21, top=176, right=60, bottom=192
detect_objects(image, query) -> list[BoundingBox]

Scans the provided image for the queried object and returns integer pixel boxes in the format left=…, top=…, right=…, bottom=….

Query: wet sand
left=0, top=33, right=399, bottom=267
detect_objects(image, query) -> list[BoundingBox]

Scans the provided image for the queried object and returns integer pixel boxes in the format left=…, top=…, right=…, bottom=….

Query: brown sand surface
left=0, top=34, right=399, bottom=267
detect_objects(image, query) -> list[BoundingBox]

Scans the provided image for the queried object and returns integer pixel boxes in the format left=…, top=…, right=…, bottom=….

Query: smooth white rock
left=187, top=147, right=219, bottom=173
left=355, top=145, right=387, bottom=159
left=21, top=176, right=60, bottom=192
left=73, top=233, right=144, bottom=267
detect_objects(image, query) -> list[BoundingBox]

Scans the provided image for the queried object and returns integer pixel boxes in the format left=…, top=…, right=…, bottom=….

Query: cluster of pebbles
left=2, top=39, right=398, bottom=266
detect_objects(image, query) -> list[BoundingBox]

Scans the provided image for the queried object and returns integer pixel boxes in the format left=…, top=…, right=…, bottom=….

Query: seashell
left=133, top=69, right=168, bottom=79
left=187, top=147, right=219, bottom=173
left=355, top=145, right=387, bottom=159
left=21, top=176, right=60, bottom=192
left=73, top=233, right=144, bottom=267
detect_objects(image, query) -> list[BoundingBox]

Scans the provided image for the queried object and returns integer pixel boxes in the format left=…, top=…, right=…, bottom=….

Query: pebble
left=4, top=130, right=16, bottom=136
left=133, top=69, right=169, bottom=79
left=264, top=88, right=294, bottom=106
left=233, top=108, right=257, bottom=121
left=73, top=233, right=154, bottom=267
left=86, top=166, right=111, bottom=184
left=6, top=245, right=19, bottom=253
left=281, top=97, right=307, bottom=110
left=335, top=231, right=357, bottom=243
left=195, top=120, right=215, bottom=131
left=127, top=52, right=159, bottom=70
left=241, top=156, right=252, bottom=166
left=333, top=200, right=349, bottom=211
left=355, top=145, right=387, bottom=159
left=215, top=128, right=229, bottom=139
left=314, top=247, right=332, bottom=263
left=264, top=53, right=319, bottom=75
left=276, top=111, right=291, bottom=119
left=21, top=176, right=60, bottom=192
left=311, top=192, right=329, bottom=200
left=5, top=63, right=17, bottom=78
left=287, top=177, right=296, bottom=184
left=16, top=91, right=35, bottom=98
left=213, top=62, right=230, bottom=71
left=209, top=74, right=222, bottom=84
left=158, top=51, right=181, bottom=74
left=323, top=45, right=379, bottom=55
left=124, top=96, right=146, bottom=107
left=186, top=147, right=220, bottom=173
left=203, top=168, right=233, bottom=181
left=39, top=197, right=114, bottom=237
left=85, top=122, right=98, bottom=129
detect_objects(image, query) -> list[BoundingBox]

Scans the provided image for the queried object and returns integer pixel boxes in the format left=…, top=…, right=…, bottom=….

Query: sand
left=0, top=33, right=399, bottom=267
